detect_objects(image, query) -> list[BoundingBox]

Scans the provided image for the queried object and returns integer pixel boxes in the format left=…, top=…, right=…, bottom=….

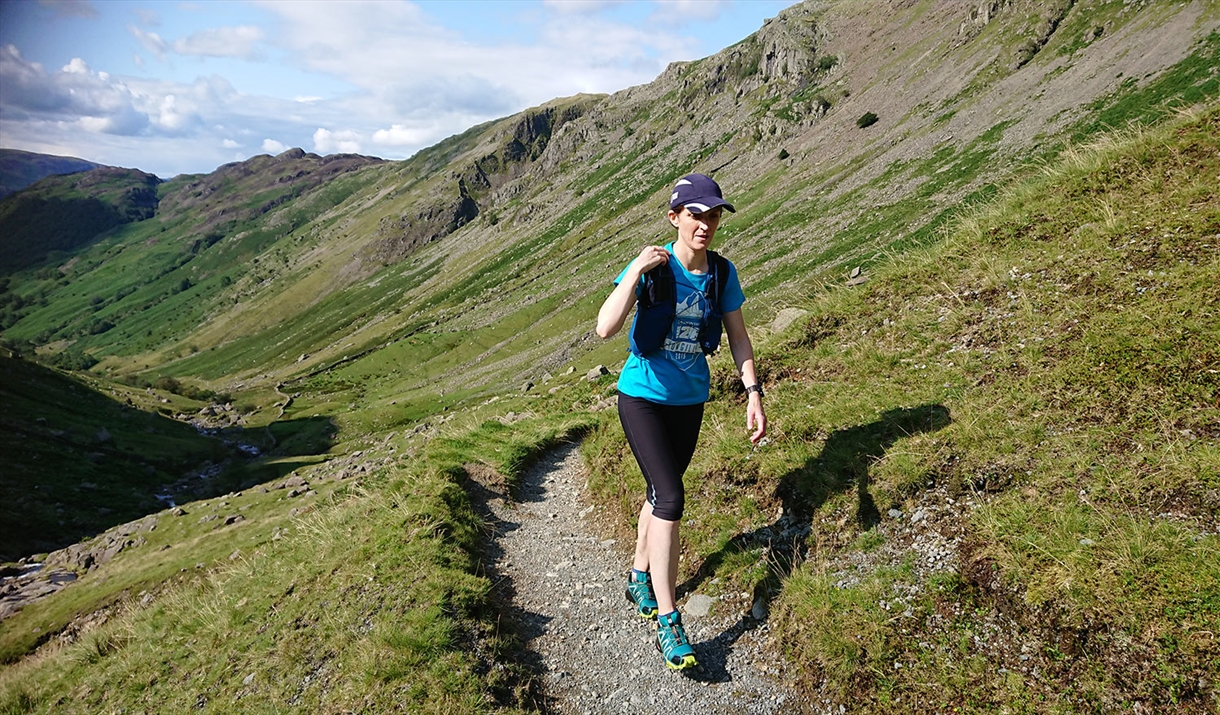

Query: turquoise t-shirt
left=614, top=243, right=745, bottom=405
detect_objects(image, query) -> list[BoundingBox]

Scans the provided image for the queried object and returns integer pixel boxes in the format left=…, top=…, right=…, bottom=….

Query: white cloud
left=262, top=138, right=288, bottom=153
left=222, top=138, right=240, bottom=149
left=173, top=26, right=266, bottom=60
left=294, top=96, right=322, bottom=103
left=0, top=44, right=246, bottom=148
left=266, top=2, right=691, bottom=101
left=73, top=101, right=149, bottom=135
left=1, top=51, right=326, bottom=176
left=250, top=0, right=698, bottom=164
left=2, top=45, right=148, bottom=134
left=313, top=127, right=361, bottom=154
left=128, top=25, right=168, bottom=62
left=372, top=124, right=434, bottom=147
left=77, top=116, right=115, bottom=133
left=2, top=45, right=41, bottom=76
left=132, top=53, right=144, bottom=68
left=156, top=94, right=191, bottom=131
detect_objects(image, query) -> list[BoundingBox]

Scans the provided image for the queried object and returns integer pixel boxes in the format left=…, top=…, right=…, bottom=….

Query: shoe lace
left=662, top=622, right=686, bottom=650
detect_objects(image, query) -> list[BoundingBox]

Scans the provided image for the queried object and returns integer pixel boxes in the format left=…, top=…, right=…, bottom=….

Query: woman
left=595, top=172, right=766, bottom=671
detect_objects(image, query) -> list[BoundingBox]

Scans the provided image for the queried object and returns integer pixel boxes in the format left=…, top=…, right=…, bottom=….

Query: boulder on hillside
left=276, top=475, right=308, bottom=490
left=771, top=308, right=809, bottom=333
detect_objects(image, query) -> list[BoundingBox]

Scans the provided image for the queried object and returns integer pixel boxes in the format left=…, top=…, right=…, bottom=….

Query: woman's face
left=668, top=206, right=723, bottom=252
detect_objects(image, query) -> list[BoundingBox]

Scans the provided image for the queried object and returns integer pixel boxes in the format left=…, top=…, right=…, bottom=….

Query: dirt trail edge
left=478, top=442, right=808, bottom=715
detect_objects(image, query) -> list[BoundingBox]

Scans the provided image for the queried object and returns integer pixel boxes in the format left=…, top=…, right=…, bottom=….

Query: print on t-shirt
left=664, top=289, right=705, bottom=371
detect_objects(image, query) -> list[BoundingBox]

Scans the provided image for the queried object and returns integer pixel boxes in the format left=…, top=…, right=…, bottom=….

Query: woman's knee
left=651, top=493, right=685, bottom=521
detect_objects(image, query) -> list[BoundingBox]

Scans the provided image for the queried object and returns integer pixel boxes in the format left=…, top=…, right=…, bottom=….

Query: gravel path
left=480, top=442, right=807, bottom=715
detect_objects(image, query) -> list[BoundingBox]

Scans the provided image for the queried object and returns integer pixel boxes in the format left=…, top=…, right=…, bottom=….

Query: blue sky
left=0, top=0, right=794, bottom=177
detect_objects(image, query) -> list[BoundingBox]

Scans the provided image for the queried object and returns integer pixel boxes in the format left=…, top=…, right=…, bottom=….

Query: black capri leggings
left=617, top=393, right=705, bottom=521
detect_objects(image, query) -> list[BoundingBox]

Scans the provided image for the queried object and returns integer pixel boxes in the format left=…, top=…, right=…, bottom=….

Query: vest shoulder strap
left=639, top=262, right=674, bottom=307
left=706, top=250, right=730, bottom=311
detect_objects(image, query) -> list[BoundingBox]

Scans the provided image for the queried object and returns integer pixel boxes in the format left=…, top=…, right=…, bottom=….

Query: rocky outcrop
left=43, top=514, right=160, bottom=573
left=371, top=98, right=599, bottom=263
left=0, top=565, right=77, bottom=620
left=955, top=0, right=1077, bottom=65
left=1013, top=0, right=1076, bottom=69
left=958, top=0, right=1010, bottom=40
left=371, top=186, right=480, bottom=264
left=473, top=105, right=584, bottom=187
left=754, top=6, right=825, bottom=83
left=0, top=513, right=163, bottom=620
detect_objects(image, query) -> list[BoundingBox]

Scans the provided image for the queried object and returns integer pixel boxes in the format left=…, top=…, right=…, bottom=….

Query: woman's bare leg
left=633, top=501, right=653, bottom=573
left=647, top=517, right=680, bottom=615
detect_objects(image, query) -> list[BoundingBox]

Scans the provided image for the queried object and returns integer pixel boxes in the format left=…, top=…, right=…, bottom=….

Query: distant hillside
left=0, top=167, right=161, bottom=273
left=0, top=149, right=102, bottom=200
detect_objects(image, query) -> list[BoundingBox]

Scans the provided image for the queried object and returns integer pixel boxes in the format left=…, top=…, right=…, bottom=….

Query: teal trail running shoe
left=625, top=570, right=659, bottom=620
left=655, top=610, right=697, bottom=671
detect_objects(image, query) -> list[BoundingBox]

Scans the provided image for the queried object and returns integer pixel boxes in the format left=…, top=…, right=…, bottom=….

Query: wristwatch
left=745, top=384, right=764, bottom=398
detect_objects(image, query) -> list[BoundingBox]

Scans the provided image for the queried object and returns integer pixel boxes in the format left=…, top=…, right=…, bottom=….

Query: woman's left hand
left=747, top=393, right=767, bottom=444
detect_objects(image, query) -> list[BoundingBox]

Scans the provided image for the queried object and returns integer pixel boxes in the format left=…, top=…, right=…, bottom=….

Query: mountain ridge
left=0, top=149, right=104, bottom=200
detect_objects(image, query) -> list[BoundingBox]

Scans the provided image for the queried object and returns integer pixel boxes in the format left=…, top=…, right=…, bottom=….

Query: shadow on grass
left=778, top=403, right=952, bottom=529
left=235, top=416, right=341, bottom=487
left=677, top=403, right=951, bottom=666
left=0, top=355, right=337, bottom=561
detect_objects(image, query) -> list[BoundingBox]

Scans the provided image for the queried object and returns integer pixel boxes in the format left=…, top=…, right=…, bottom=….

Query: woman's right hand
left=631, top=245, right=670, bottom=276
left=596, top=245, right=667, bottom=339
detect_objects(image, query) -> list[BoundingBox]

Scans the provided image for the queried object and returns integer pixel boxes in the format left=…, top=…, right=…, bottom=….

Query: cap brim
left=683, top=198, right=735, bottom=213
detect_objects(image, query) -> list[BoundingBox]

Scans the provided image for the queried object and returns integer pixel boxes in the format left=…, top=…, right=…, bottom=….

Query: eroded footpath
left=479, top=442, right=807, bottom=715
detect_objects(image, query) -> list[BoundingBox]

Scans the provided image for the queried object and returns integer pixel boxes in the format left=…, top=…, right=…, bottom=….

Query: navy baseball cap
left=670, top=173, right=735, bottom=213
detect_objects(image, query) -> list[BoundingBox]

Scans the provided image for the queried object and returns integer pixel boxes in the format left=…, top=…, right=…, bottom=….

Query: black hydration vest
left=628, top=250, right=729, bottom=357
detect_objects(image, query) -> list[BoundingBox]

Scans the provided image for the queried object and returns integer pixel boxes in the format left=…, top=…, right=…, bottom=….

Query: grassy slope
left=0, top=159, right=388, bottom=365
left=584, top=107, right=1219, bottom=712
left=0, top=354, right=232, bottom=560
left=0, top=405, right=598, bottom=714
left=0, top=168, right=158, bottom=273
left=0, top=149, right=100, bottom=199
